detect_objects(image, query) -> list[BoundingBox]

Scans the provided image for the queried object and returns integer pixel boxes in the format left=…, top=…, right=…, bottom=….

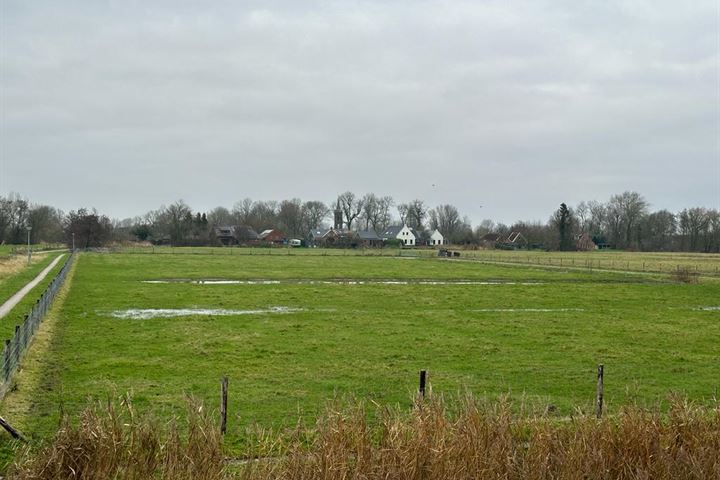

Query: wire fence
left=0, top=253, right=75, bottom=400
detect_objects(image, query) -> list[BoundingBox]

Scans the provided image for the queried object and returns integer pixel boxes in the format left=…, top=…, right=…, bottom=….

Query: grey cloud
left=1, top=0, right=717, bottom=223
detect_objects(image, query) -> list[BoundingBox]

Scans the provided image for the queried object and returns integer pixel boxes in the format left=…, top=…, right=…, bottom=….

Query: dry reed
left=7, top=396, right=719, bottom=479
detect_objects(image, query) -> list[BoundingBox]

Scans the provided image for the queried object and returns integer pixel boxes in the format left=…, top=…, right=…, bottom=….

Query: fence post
left=220, top=376, right=228, bottom=435
left=3, top=341, right=10, bottom=381
left=419, top=370, right=427, bottom=398
left=596, top=364, right=604, bottom=419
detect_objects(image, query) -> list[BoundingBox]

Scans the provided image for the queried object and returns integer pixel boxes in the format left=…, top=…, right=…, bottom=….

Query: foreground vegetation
left=7, top=396, right=719, bottom=479
left=2, top=250, right=717, bottom=453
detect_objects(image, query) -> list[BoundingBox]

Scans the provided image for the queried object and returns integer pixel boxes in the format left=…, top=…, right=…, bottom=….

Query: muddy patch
left=108, top=306, right=304, bottom=320
left=142, top=279, right=545, bottom=286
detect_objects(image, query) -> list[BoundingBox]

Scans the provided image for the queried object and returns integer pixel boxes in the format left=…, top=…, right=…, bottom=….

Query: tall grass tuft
left=7, top=396, right=720, bottom=479
left=241, top=397, right=720, bottom=480
left=9, top=396, right=225, bottom=480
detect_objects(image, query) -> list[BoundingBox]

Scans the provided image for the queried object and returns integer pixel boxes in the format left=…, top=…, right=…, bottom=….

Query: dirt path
left=0, top=254, right=66, bottom=319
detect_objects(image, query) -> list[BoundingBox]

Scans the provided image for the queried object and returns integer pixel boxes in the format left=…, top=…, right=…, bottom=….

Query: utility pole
left=26, top=225, right=32, bottom=265
left=72, top=232, right=75, bottom=251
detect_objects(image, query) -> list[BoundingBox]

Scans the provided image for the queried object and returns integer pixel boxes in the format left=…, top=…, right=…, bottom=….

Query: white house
left=429, top=229, right=445, bottom=246
left=381, top=225, right=417, bottom=246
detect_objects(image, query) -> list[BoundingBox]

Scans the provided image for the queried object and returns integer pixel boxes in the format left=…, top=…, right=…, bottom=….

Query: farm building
left=357, top=230, right=383, bottom=247
left=214, top=226, right=236, bottom=246
left=503, top=232, right=528, bottom=249
left=308, top=228, right=358, bottom=247
left=428, top=229, right=445, bottom=246
left=259, top=229, right=286, bottom=244
left=235, top=225, right=260, bottom=244
left=382, top=225, right=418, bottom=246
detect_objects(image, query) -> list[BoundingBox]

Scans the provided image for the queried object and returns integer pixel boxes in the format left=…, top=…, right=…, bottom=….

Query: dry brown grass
left=0, top=254, right=47, bottom=281
left=670, top=267, right=700, bottom=284
left=7, top=397, right=719, bottom=479
left=8, top=396, right=225, bottom=480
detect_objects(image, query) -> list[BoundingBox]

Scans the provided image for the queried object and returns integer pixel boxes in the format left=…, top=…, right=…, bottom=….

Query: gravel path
left=0, top=254, right=66, bottom=319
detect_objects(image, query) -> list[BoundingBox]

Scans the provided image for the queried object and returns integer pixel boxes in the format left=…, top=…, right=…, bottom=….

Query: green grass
left=0, top=254, right=68, bottom=340
left=5, top=251, right=720, bottom=453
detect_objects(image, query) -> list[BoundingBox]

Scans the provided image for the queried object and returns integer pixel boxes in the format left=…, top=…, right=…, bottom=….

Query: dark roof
left=214, top=226, right=235, bottom=237
left=382, top=225, right=404, bottom=237
left=235, top=225, right=259, bottom=240
left=410, top=227, right=423, bottom=240
left=357, top=230, right=381, bottom=241
left=310, top=229, right=327, bottom=239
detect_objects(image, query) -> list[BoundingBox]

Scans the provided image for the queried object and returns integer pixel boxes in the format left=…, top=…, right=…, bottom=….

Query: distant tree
left=639, top=210, right=676, bottom=251
left=428, top=204, right=463, bottom=240
left=277, top=199, right=304, bottom=237
left=157, top=200, right=193, bottom=245
left=336, top=191, right=364, bottom=230
left=0, top=193, right=30, bottom=244
left=232, top=198, right=253, bottom=226
left=207, top=206, right=233, bottom=227
left=26, top=205, right=64, bottom=243
left=249, top=201, right=278, bottom=232
left=552, top=203, right=574, bottom=251
left=398, top=200, right=427, bottom=230
left=678, top=207, right=712, bottom=252
left=609, top=191, right=648, bottom=249
left=302, top=201, right=329, bottom=232
left=131, top=223, right=152, bottom=241
left=359, top=194, right=393, bottom=232
left=65, top=208, right=113, bottom=248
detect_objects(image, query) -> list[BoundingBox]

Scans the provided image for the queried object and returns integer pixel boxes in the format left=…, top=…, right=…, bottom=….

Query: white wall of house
left=397, top=225, right=416, bottom=246
left=429, top=229, right=445, bottom=246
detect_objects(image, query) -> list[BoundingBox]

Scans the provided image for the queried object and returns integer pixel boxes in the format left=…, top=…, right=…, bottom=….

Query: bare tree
left=277, top=198, right=304, bottom=237
left=639, top=210, right=676, bottom=251
left=302, top=201, right=329, bottom=232
left=359, top=194, right=393, bottom=231
left=232, top=198, right=253, bottom=225
left=613, top=191, right=649, bottom=248
left=678, top=207, right=712, bottom=252
left=429, top=204, right=463, bottom=239
left=398, top=200, right=426, bottom=230
left=207, top=206, right=233, bottom=227
left=336, top=191, right=364, bottom=230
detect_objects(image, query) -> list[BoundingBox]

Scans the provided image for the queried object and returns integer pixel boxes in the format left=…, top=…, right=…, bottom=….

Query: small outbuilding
left=382, top=225, right=417, bottom=246
left=259, top=229, right=286, bottom=244
left=428, top=229, right=445, bottom=246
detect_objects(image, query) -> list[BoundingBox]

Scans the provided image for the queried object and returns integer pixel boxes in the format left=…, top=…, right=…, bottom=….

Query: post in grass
left=419, top=370, right=427, bottom=398
left=220, top=375, right=229, bottom=435
left=596, top=364, right=604, bottom=419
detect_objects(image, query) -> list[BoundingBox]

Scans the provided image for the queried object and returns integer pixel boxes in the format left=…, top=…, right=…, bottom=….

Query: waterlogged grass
left=6, top=251, right=720, bottom=453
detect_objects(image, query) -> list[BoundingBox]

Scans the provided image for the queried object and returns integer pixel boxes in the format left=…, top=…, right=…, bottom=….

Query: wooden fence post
left=419, top=370, right=427, bottom=398
left=596, top=364, right=604, bottom=419
left=220, top=376, right=228, bottom=435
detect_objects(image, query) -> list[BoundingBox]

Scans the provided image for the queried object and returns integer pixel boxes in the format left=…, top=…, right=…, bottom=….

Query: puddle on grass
left=472, top=308, right=586, bottom=313
left=697, top=306, right=720, bottom=311
left=108, top=306, right=304, bottom=320
left=142, top=279, right=545, bottom=286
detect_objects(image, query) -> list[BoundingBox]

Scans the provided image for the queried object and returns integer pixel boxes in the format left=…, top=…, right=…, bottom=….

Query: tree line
left=1, top=191, right=718, bottom=252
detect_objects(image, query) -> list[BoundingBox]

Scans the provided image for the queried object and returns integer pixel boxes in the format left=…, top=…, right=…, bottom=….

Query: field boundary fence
left=0, top=253, right=75, bottom=400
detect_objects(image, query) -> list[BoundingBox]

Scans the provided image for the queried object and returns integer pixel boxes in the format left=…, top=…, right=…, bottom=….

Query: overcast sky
left=1, top=0, right=718, bottom=224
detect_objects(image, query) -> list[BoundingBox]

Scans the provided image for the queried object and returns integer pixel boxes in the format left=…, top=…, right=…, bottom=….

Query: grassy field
left=2, top=250, right=719, bottom=455
left=117, top=245, right=720, bottom=276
